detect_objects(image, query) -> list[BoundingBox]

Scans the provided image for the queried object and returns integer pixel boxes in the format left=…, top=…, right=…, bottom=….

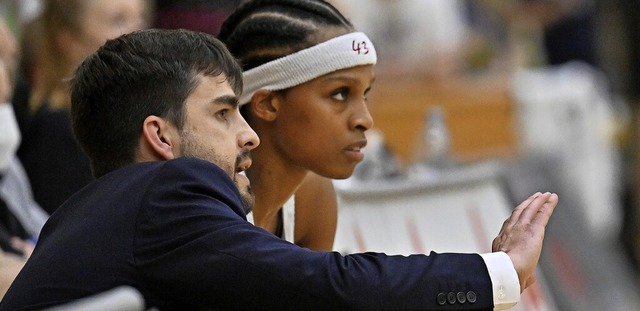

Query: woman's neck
left=248, top=145, right=308, bottom=234
left=47, top=87, right=71, bottom=110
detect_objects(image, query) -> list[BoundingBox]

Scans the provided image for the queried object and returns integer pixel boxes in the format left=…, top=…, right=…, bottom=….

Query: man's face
left=177, top=75, right=260, bottom=212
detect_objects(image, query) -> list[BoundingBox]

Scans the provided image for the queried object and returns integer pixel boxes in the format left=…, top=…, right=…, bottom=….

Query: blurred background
left=0, top=0, right=639, bottom=310
left=327, top=1, right=640, bottom=310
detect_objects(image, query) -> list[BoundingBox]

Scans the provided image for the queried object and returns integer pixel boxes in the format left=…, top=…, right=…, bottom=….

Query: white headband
left=239, top=32, right=377, bottom=105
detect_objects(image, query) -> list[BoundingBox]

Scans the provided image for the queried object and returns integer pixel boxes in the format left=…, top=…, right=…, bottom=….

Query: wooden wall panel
left=368, top=75, right=519, bottom=165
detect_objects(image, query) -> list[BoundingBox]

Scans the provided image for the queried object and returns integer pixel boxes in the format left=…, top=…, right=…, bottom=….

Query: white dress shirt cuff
left=480, top=252, right=520, bottom=310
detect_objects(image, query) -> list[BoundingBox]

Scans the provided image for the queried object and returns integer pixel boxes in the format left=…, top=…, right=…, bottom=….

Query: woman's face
left=72, top=0, right=147, bottom=62
left=269, top=64, right=375, bottom=179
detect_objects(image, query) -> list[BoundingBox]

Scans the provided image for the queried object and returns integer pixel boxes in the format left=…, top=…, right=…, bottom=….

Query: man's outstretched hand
left=493, top=192, right=559, bottom=292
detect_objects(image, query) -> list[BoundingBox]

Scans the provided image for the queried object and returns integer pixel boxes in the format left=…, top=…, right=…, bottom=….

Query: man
left=0, top=29, right=558, bottom=310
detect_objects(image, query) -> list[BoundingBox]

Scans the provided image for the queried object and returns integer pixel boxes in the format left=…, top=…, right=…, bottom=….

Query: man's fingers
left=502, top=192, right=541, bottom=232
left=518, top=192, right=552, bottom=224
left=494, top=192, right=557, bottom=252
left=514, top=193, right=540, bottom=212
left=530, top=193, right=558, bottom=227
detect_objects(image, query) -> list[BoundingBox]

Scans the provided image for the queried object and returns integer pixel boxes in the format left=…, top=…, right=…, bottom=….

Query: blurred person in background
left=331, top=0, right=601, bottom=77
left=15, top=0, right=150, bottom=214
left=153, top=0, right=241, bottom=36
left=329, top=0, right=470, bottom=80
left=472, top=0, right=600, bottom=69
left=0, top=14, right=45, bottom=299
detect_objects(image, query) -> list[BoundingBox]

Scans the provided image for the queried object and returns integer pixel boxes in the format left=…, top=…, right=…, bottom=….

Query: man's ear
left=250, top=90, right=279, bottom=122
left=141, top=115, right=178, bottom=160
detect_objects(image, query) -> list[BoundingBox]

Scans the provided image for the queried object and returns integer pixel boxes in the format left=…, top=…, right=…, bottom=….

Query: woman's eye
left=331, top=88, right=349, bottom=101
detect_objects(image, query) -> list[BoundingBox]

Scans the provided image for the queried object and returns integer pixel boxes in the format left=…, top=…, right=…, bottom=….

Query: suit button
left=447, top=292, right=456, bottom=304
left=467, top=291, right=477, bottom=303
left=457, top=292, right=466, bottom=304
left=437, top=293, right=446, bottom=306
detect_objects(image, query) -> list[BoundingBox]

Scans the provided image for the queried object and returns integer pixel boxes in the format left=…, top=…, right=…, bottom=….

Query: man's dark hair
left=217, top=0, right=354, bottom=70
left=71, top=29, right=243, bottom=178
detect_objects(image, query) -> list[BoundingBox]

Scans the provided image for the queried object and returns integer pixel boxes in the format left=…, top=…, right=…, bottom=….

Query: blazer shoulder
left=152, top=157, right=245, bottom=212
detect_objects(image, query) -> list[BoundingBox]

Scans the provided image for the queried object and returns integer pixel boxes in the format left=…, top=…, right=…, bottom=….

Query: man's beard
left=234, top=153, right=255, bottom=215
left=237, top=182, right=255, bottom=215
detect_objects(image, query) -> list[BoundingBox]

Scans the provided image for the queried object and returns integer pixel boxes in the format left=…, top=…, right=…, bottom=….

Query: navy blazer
left=0, top=157, right=494, bottom=310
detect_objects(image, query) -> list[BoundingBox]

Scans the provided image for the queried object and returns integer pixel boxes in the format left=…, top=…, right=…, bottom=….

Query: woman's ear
left=250, top=90, right=279, bottom=122
left=141, top=115, right=178, bottom=160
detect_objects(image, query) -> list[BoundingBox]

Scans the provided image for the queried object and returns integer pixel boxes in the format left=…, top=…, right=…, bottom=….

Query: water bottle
left=411, top=106, right=451, bottom=170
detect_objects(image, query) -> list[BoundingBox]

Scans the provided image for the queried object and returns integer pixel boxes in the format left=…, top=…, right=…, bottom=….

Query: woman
left=218, top=0, right=375, bottom=250
left=16, top=0, right=150, bottom=213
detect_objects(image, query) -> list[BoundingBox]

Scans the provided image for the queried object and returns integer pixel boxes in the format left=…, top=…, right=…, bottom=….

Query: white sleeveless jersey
left=246, top=196, right=295, bottom=243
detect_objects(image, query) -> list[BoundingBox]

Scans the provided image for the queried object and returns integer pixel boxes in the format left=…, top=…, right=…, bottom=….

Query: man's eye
left=331, top=88, right=349, bottom=101
left=217, top=109, right=228, bottom=120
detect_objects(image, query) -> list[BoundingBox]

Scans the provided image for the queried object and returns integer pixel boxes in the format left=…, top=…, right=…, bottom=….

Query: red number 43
left=352, top=40, right=370, bottom=55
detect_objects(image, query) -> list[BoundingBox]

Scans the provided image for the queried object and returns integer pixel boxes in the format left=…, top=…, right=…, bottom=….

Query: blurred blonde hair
left=31, top=0, right=152, bottom=112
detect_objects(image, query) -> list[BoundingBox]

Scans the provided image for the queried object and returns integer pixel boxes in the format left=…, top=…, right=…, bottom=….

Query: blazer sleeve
left=134, top=157, right=495, bottom=310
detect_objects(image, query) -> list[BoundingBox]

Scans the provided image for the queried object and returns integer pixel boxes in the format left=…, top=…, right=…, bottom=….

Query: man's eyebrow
left=212, top=95, right=240, bottom=108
